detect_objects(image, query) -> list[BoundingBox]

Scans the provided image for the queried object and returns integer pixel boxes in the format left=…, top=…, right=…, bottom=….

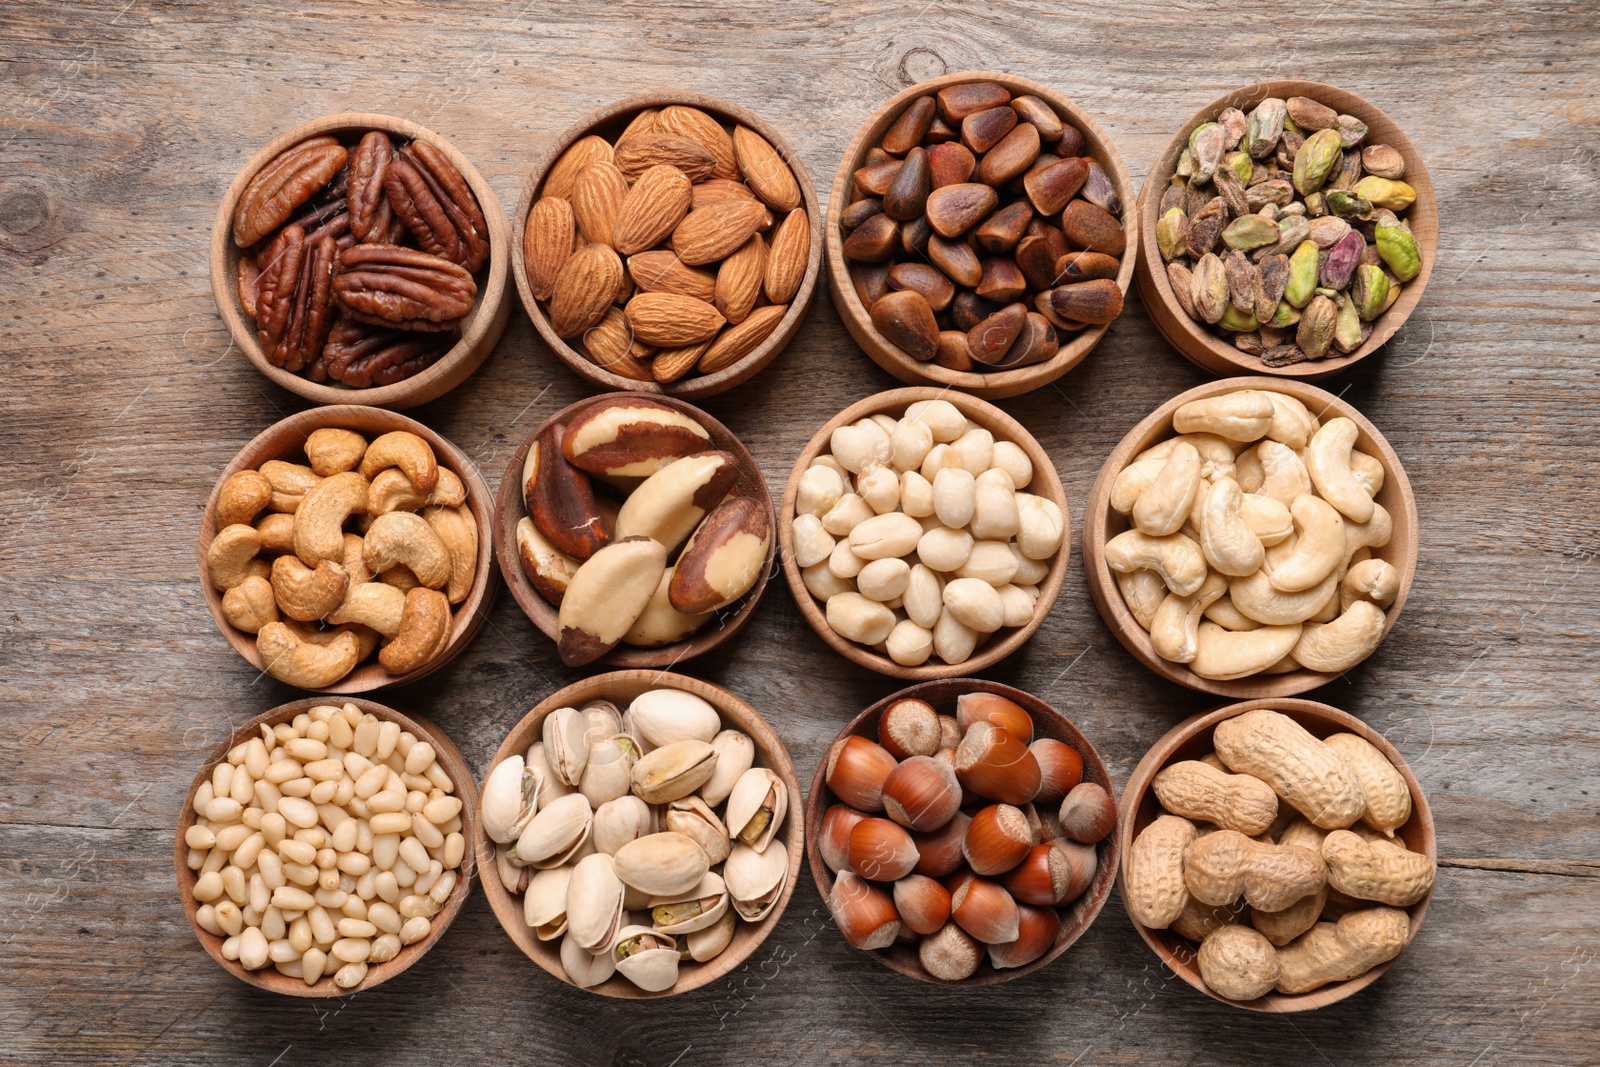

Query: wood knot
left=898, top=47, right=948, bottom=85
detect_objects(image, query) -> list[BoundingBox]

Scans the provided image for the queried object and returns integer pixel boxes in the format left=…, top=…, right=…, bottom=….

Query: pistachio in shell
left=724, top=841, right=789, bottom=921
left=724, top=767, right=788, bottom=852
left=593, top=794, right=654, bottom=856
left=513, top=792, right=593, bottom=869
left=626, top=688, right=722, bottom=749
left=522, top=865, right=574, bottom=942
left=649, top=871, right=730, bottom=935
left=561, top=930, right=616, bottom=988
left=566, top=852, right=627, bottom=952
left=700, top=729, right=756, bottom=807
left=613, top=831, right=712, bottom=897
left=665, top=794, right=732, bottom=866
left=481, top=755, right=539, bottom=844
left=682, top=909, right=737, bottom=963
left=630, top=739, right=718, bottom=803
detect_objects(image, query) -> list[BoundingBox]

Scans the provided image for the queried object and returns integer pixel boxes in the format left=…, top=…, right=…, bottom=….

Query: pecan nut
left=233, top=136, right=349, bottom=247
left=322, top=318, right=455, bottom=387
left=348, top=131, right=396, bottom=243
left=256, top=226, right=339, bottom=372
left=383, top=141, right=489, bottom=271
left=332, top=244, right=477, bottom=331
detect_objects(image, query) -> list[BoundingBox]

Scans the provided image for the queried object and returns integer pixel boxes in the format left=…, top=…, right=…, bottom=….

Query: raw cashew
left=1116, top=569, right=1167, bottom=630
left=369, top=467, right=467, bottom=514
left=1229, top=567, right=1338, bottom=625
left=1190, top=622, right=1302, bottom=680
left=378, top=587, right=452, bottom=674
left=423, top=504, right=479, bottom=604
left=221, top=574, right=279, bottom=633
left=293, top=619, right=379, bottom=661
left=217, top=470, right=273, bottom=527
left=1343, top=503, right=1393, bottom=558
left=255, top=512, right=296, bottom=554
left=260, top=460, right=322, bottom=512
left=1266, top=495, right=1345, bottom=592
left=1349, top=451, right=1384, bottom=497
left=1257, top=441, right=1311, bottom=506
left=1133, top=443, right=1202, bottom=537
left=1234, top=445, right=1264, bottom=494
left=1274, top=907, right=1409, bottom=994
left=1110, top=456, right=1165, bottom=515
left=1340, top=558, right=1399, bottom=612
left=1104, top=530, right=1208, bottom=596
left=304, top=428, right=368, bottom=477
left=256, top=621, right=361, bottom=688
left=1137, top=433, right=1239, bottom=482
left=1204, top=596, right=1262, bottom=632
left=326, top=580, right=406, bottom=637
left=363, top=511, right=451, bottom=590
left=1260, top=652, right=1302, bottom=674
left=270, top=555, right=350, bottom=621
left=1150, top=572, right=1228, bottom=663
left=359, top=430, right=439, bottom=494
left=1263, top=392, right=1317, bottom=449
left=1172, top=391, right=1274, bottom=442
left=1198, top=477, right=1264, bottom=577
left=1293, top=600, right=1385, bottom=673
left=1239, top=493, right=1293, bottom=547
left=208, top=524, right=265, bottom=591
left=292, top=471, right=369, bottom=566
left=1306, top=418, right=1375, bottom=523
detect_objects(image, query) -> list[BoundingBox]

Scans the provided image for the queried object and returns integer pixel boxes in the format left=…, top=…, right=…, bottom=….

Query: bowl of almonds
left=211, top=113, right=512, bottom=407
left=829, top=72, right=1136, bottom=399
left=1135, top=81, right=1437, bottom=378
left=514, top=93, right=823, bottom=398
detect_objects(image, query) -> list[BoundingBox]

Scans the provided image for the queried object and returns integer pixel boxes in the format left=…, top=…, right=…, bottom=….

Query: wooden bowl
left=512, top=92, right=823, bottom=399
left=1082, top=377, right=1418, bottom=697
left=827, top=71, right=1137, bottom=400
left=1117, top=697, right=1435, bottom=1011
left=1134, top=81, right=1438, bottom=380
left=478, top=670, right=805, bottom=997
left=493, top=392, right=775, bottom=668
left=210, top=113, right=512, bottom=409
left=779, top=387, right=1070, bottom=679
left=175, top=696, right=478, bottom=996
left=806, top=679, right=1121, bottom=985
left=198, top=405, right=497, bottom=693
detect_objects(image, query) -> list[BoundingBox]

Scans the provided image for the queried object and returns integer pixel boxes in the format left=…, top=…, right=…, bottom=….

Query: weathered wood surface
left=2, top=1, right=1598, bottom=1063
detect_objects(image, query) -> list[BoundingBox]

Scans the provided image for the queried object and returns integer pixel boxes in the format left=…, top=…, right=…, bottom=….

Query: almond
left=544, top=135, right=613, bottom=200
left=583, top=306, right=655, bottom=371
left=627, top=251, right=717, bottom=302
left=619, top=108, right=661, bottom=143
left=692, top=178, right=760, bottom=210
left=625, top=292, right=726, bottom=347
left=764, top=207, right=810, bottom=304
left=612, top=165, right=693, bottom=256
left=732, top=126, right=801, bottom=212
left=651, top=341, right=712, bottom=383
left=672, top=199, right=766, bottom=266
left=614, top=133, right=718, bottom=183
left=548, top=243, right=623, bottom=338
left=656, top=105, right=740, bottom=181
left=523, top=196, right=576, bottom=302
left=698, top=303, right=786, bottom=373
left=714, top=234, right=766, bottom=324
left=571, top=160, right=630, bottom=249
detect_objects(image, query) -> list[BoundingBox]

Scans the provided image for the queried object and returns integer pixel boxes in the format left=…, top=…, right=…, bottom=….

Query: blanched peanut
left=969, top=474, right=1019, bottom=541
left=932, top=468, right=976, bottom=528
left=900, top=470, right=934, bottom=517
left=955, top=540, right=1019, bottom=587
left=943, top=578, right=1004, bottom=633
left=826, top=592, right=896, bottom=644
left=796, top=464, right=845, bottom=517
left=885, top=619, right=934, bottom=666
left=858, top=558, right=911, bottom=602
left=932, top=609, right=979, bottom=664
left=904, top=565, right=945, bottom=629
left=821, top=493, right=874, bottom=537
left=857, top=466, right=900, bottom=514
left=917, top=527, right=973, bottom=572
left=990, top=441, right=1032, bottom=489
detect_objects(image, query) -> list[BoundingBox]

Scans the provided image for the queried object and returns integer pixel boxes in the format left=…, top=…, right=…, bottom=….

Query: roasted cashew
left=216, top=470, right=273, bottom=527
left=1349, top=451, right=1384, bottom=497
left=270, top=555, right=350, bottom=621
left=1173, top=391, right=1274, bottom=443
left=256, top=621, right=361, bottom=688
left=369, top=466, right=467, bottom=514
left=1257, top=441, right=1311, bottom=505
left=380, top=565, right=420, bottom=592
left=293, top=619, right=378, bottom=660
left=379, top=587, right=453, bottom=674
left=424, top=503, right=479, bottom=604
left=1229, top=566, right=1339, bottom=625
left=1263, top=392, right=1317, bottom=449
left=292, top=471, right=369, bottom=566
left=1306, top=418, right=1375, bottom=523
left=1104, top=529, right=1209, bottom=596
left=221, top=575, right=279, bottom=634
left=207, top=524, right=265, bottom=591
left=1116, top=569, right=1168, bottom=630
left=1239, top=493, right=1293, bottom=546
left=260, top=460, right=322, bottom=513
left=1341, top=558, right=1400, bottom=612
left=326, top=580, right=406, bottom=637
left=304, top=428, right=368, bottom=477
left=255, top=512, right=296, bottom=554
left=359, top=430, right=439, bottom=494
left=363, top=511, right=451, bottom=589
left=1198, top=477, right=1265, bottom=577
left=1204, top=596, right=1262, bottom=632
left=1191, top=622, right=1303, bottom=680
left=1294, top=600, right=1385, bottom=672
left=1132, top=442, right=1202, bottom=537
left=340, top=532, right=371, bottom=585
left=1265, top=495, right=1346, bottom=592
left=1151, top=572, right=1228, bottom=663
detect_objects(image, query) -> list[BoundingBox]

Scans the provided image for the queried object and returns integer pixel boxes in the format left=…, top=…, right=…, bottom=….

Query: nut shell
left=848, top=817, right=920, bottom=882
left=825, top=735, right=898, bottom=813
left=881, top=756, right=962, bottom=833
left=953, top=720, right=1042, bottom=805
left=961, top=803, right=1035, bottom=876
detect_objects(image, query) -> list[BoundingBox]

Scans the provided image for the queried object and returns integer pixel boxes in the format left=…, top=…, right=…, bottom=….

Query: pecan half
left=348, top=131, right=395, bottom=243
left=323, top=318, right=455, bottom=387
left=383, top=141, right=489, bottom=271
left=332, top=244, right=476, bottom=331
left=257, top=228, right=338, bottom=372
left=238, top=255, right=262, bottom=319
left=233, top=136, right=349, bottom=247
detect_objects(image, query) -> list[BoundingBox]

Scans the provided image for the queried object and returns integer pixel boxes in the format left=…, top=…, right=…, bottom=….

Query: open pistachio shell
left=593, top=794, right=655, bottom=856
left=481, top=755, right=539, bottom=844
left=581, top=699, right=623, bottom=740
left=493, top=844, right=529, bottom=893
left=522, top=865, right=573, bottom=941
left=580, top=734, right=640, bottom=808
left=648, top=871, right=729, bottom=935
left=613, top=831, right=711, bottom=897
left=700, top=729, right=756, bottom=807
left=524, top=742, right=572, bottom=807
left=626, top=688, right=722, bottom=749
left=561, top=930, right=616, bottom=988
left=543, top=706, right=591, bottom=787
left=612, top=925, right=680, bottom=992
left=683, top=909, right=737, bottom=963
left=630, top=739, right=718, bottom=803
left=566, top=853, right=627, bottom=952
left=724, top=841, right=788, bottom=921
left=724, top=767, right=787, bottom=853
left=513, top=792, right=593, bottom=869
left=665, top=795, right=731, bottom=865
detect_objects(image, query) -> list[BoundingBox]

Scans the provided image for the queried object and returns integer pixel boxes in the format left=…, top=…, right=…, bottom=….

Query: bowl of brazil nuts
left=514, top=93, right=823, bottom=397
left=494, top=392, right=775, bottom=669
left=1118, top=698, right=1435, bottom=1011
left=829, top=72, right=1136, bottom=398
left=807, top=679, right=1120, bottom=984
left=199, top=406, right=496, bottom=693
left=211, top=113, right=512, bottom=407
left=1082, top=377, right=1417, bottom=697
left=1135, top=81, right=1436, bottom=379
left=779, top=387, right=1069, bottom=679
left=476, top=670, right=804, bottom=997
left=176, top=696, right=477, bottom=995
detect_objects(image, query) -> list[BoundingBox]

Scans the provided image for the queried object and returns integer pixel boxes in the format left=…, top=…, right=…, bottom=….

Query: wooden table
left=3, top=2, right=1596, bottom=1063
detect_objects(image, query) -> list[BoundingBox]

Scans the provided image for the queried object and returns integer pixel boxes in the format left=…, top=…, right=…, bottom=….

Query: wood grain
left=1, top=0, right=1597, bottom=1063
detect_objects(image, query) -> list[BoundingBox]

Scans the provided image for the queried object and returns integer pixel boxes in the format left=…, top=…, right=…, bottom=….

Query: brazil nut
left=669, top=497, right=772, bottom=614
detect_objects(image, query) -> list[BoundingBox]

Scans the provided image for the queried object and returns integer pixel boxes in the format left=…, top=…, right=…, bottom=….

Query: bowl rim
left=510, top=91, right=824, bottom=400
left=174, top=695, right=479, bottom=997
left=209, top=111, right=512, bottom=409
left=475, top=669, right=805, bottom=998
left=491, top=391, right=776, bottom=668
left=197, top=404, right=498, bottom=693
left=805, top=677, right=1122, bottom=985
left=1081, top=375, right=1419, bottom=697
left=1133, top=79, right=1438, bottom=380
left=825, top=70, right=1138, bottom=400
left=777, top=386, right=1071, bottom=680
left=1115, top=696, right=1436, bottom=1011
